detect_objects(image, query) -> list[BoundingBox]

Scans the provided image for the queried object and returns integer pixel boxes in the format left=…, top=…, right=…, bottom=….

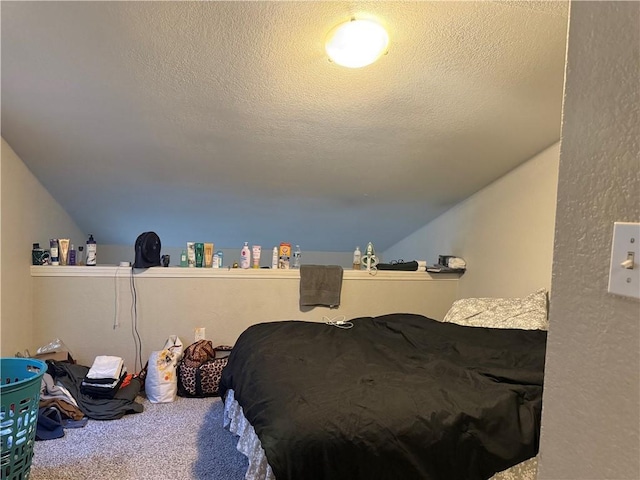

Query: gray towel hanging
left=299, top=265, right=344, bottom=307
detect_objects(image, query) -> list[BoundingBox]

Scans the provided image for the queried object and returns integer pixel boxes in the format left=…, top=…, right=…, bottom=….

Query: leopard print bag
left=177, top=340, right=233, bottom=397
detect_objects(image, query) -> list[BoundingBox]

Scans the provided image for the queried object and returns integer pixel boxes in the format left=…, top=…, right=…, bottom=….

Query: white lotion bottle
left=240, top=242, right=251, bottom=269
left=271, top=247, right=278, bottom=269
left=353, top=246, right=361, bottom=270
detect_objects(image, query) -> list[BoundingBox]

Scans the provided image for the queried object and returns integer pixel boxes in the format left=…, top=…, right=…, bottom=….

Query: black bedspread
left=220, top=314, right=547, bottom=480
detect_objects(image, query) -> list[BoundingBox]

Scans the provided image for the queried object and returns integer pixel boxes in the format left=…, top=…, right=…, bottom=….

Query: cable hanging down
left=129, top=267, right=143, bottom=373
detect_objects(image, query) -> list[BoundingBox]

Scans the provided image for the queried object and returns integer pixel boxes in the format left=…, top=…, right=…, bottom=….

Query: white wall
left=538, top=2, right=640, bottom=479
left=0, top=138, right=85, bottom=355
left=31, top=270, right=458, bottom=370
left=384, top=142, right=560, bottom=299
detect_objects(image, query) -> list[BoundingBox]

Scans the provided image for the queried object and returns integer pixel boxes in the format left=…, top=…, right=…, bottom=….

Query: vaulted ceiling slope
left=1, top=1, right=568, bottom=252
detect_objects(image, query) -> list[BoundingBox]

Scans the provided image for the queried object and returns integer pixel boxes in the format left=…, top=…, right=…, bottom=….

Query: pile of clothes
left=36, top=356, right=143, bottom=441
left=80, top=355, right=126, bottom=399
left=37, top=371, right=88, bottom=441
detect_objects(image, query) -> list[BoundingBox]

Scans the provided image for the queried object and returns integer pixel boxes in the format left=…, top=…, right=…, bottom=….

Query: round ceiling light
left=325, top=19, right=389, bottom=68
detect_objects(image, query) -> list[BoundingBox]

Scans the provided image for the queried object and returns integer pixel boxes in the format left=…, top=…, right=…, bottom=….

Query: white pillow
left=442, top=288, right=549, bottom=330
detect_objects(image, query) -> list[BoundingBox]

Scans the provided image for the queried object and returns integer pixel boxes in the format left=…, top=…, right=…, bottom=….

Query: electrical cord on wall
left=113, top=266, right=124, bottom=330
left=129, top=267, right=143, bottom=373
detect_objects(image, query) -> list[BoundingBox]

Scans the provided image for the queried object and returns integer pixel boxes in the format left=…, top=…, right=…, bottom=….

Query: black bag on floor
left=177, top=340, right=232, bottom=398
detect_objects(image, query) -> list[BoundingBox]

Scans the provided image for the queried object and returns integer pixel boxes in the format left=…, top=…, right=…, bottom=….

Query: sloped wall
left=1, top=138, right=85, bottom=354
left=384, top=142, right=560, bottom=299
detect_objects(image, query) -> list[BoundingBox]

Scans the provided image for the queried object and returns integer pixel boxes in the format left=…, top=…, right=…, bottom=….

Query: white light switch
left=608, top=222, right=640, bottom=299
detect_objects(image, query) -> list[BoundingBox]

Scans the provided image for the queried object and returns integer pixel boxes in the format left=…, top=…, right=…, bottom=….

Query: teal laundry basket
left=1, top=358, right=47, bottom=480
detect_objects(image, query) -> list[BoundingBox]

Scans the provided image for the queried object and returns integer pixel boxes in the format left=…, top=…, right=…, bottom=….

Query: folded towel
left=80, top=373, right=126, bottom=399
left=300, top=265, right=343, bottom=307
left=86, top=355, right=124, bottom=380
left=82, top=375, right=125, bottom=387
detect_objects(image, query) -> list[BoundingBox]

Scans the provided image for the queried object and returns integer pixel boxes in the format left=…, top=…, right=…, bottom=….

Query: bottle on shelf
left=240, top=242, right=251, bottom=269
left=292, top=245, right=302, bottom=269
left=271, top=247, right=278, bottom=269
left=353, top=246, right=362, bottom=270
left=180, top=250, right=188, bottom=267
left=69, top=244, right=77, bottom=266
left=86, top=234, right=97, bottom=266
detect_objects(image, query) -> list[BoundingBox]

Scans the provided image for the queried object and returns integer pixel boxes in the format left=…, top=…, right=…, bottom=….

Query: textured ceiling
left=1, top=1, right=568, bottom=252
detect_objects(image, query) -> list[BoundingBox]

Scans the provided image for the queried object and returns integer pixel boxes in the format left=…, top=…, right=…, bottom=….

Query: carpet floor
left=30, top=396, right=248, bottom=480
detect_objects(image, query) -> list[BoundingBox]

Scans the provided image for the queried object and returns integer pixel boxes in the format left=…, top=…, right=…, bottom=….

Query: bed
left=220, top=290, right=549, bottom=480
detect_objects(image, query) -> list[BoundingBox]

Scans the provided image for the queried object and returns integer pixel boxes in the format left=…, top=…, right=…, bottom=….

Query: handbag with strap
left=177, top=340, right=233, bottom=397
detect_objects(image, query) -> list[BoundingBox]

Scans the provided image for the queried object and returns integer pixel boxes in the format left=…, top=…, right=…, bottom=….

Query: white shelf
left=30, top=265, right=460, bottom=281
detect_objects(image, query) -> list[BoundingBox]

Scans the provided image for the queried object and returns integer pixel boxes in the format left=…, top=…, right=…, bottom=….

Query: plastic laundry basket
left=1, top=358, right=47, bottom=480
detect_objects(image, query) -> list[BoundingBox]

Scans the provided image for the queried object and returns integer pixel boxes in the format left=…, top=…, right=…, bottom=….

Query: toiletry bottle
left=292, top=245, right=301, bottom=269
left=180, top=250, right=188, bottom=267
left=187, top=242, right=196, bottom=267
left=271, top=247, right=278, bottom=269
left=69, top=244, right=77, bottom=265
left=279, top=242, right=291, bottom=269
left=50, top=239, right=60, bottom=266
left=216, top=251, right=224, bottom=268
left=353, top=246, right=361, bottom=270
left=240, top=242, right=251, bottom=269
left=195, top=243, right=204, bottom=267
left=32, top=243, right=43, bottom=266
left=252, top=245, right=262, bottom=269
left=77, top=245, right=84, bottom=265
left=86, top=234, right=97, bottom=266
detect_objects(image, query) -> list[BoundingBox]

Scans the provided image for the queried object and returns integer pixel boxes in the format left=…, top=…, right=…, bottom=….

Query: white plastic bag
left=145, top=336, right=184, bottom=403
left=36, top=337, right=71, bottom=355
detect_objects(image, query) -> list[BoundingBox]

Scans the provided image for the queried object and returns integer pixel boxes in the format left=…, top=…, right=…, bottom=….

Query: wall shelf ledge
left=30, top=265, right=461, bottom=281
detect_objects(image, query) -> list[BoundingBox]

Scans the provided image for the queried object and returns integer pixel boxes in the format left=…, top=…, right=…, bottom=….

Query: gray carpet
left=30, top=396, right=248, bottom=480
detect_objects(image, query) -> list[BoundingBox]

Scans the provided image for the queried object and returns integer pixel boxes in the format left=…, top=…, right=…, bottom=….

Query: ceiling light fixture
left=325, top=19, right=389, bottom=68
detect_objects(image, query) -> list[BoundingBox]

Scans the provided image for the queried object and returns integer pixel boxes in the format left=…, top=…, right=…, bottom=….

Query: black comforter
left=220, top=314, right=547, bottom=480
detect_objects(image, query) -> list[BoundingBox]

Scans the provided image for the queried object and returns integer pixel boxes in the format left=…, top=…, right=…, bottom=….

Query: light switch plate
left=608, top=222, right=640, bottom=299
